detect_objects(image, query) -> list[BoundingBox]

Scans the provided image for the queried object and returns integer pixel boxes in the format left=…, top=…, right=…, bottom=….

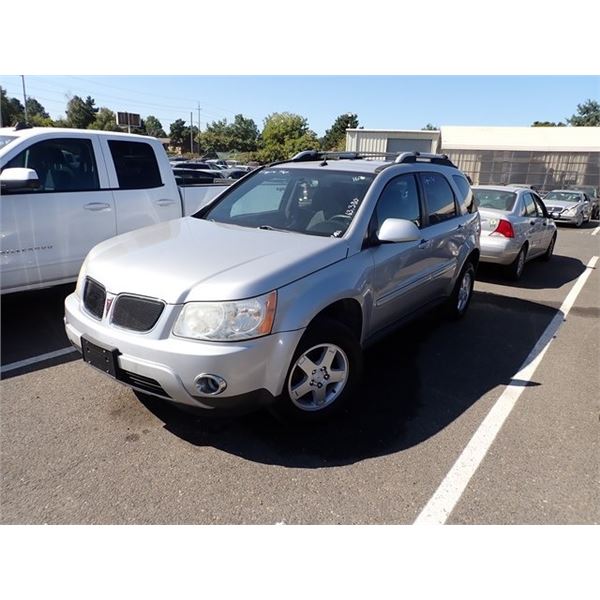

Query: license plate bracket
left=81, top=335, right=120, bottom=377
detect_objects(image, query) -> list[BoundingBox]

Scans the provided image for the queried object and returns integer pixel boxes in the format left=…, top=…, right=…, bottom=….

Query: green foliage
left=200, top=118, right=232, bottom=152
left=257, top=112, right=319, bottom=162
left=1, top=86, right=25, bottom=126
left=65, top=95, right=98, bottom=129
left=531, top=121, right=565, bottom=127
left=145, top=115, right=166, bottom=138
left=199, top=114, right=259, bottom=154
left=169, top=119, right=187, bottom=145
left=421, top=123, right=438, bottom=131
left=89, top=107, right=122, bottom=131
left=321, top=113, right=359, bottom=151
left=566, top=99, right=600, bottom=126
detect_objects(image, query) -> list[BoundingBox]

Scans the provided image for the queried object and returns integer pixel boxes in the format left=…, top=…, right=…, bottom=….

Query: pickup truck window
left=202, top=168, right=374, bottom=237
left=4, top=138, right=99, bottom=192
left=108, top=140, right=163, bottom=190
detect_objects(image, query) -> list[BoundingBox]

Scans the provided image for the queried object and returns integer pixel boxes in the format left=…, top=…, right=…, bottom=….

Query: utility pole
left=21, top=75, right=28, bottom=124
left=197, top=103, right=201, bottom=134
left=190, top=112, right=194, bottom=156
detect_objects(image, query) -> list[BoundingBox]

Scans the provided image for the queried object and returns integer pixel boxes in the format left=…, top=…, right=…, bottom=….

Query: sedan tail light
left=491, top=219, right=515, bottom=238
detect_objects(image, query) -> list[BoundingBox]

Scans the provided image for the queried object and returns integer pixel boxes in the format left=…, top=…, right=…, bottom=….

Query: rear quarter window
left=108, top=140, right=163, bottom=189
left=452, top=174, right=474, bottom=214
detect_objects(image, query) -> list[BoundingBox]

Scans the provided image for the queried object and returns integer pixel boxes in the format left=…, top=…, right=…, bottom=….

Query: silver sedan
left=473, top=186, right=558, bottom=280
left=543, top=190, right=592, bottom=227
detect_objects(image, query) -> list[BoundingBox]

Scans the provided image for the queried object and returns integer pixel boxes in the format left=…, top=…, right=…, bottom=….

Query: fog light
left=195, top=374, right=227, bottom=396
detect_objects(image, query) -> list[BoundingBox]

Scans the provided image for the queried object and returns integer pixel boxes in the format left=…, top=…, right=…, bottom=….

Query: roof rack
left=393, top=152, right=456, bottom=167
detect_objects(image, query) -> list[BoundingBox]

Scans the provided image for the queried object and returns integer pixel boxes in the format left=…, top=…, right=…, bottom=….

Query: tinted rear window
left=108, top=140, right=162, bottom=189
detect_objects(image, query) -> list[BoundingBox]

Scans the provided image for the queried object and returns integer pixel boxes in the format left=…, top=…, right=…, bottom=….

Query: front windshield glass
left=0, top=135, right=17, bottom=150
left=473, top=189, right=516, bottom=212
left=544, top=192, right=582, bottom=203
left=200, top=168, right=375, bottom=237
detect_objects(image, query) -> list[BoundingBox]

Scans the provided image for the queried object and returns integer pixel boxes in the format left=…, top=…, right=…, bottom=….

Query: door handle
left=84, top=202, right=111, bottom=211
left=156, top=199, right=176, bottom=206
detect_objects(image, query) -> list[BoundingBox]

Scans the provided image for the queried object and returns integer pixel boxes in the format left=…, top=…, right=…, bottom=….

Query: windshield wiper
left=257, top=225, right=289, bottom=232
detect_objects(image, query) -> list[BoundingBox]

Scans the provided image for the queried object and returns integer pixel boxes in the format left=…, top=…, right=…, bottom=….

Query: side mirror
left=0, top=168, right=41, bottom=191
left=377, top=218, right=421, bottom=243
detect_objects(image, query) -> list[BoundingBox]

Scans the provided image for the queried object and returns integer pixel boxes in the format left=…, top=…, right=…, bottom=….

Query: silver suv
left=64, top=151, right=480, bottom=422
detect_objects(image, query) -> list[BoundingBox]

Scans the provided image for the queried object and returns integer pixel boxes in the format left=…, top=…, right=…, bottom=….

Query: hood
left=85, top=217, right=348, bottom=303
left=543, top=200, right=582, bottom=210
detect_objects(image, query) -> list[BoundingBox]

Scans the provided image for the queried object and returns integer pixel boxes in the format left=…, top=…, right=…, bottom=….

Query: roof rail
left=394, top=152, right=456, bottom=167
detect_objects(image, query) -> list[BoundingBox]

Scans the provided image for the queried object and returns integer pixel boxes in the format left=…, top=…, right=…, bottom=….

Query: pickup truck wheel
left=445, top=260, right=475, bottom=320
left=270, top=319, right=362, bottom=423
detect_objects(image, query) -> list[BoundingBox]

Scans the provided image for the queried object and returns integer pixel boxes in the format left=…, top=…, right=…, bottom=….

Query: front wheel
left=269, top=319, right=362, bottom=423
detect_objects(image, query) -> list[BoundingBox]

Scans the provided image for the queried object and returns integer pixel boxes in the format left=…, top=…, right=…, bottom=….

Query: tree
left=421, top=123, right=438, bottom=131
left=169, top=119, right=187, bottom=147
left=145, top=115, right=166, bottom=138
left=65, top=95, right=98, bottom=129
left=321, top=113, right=359, bottom=151
left=531, top=121, right=566, bottom=127
left=0, top=86, right=24, bottom=126
left=89, top=107, right=121, bottom=131
left=200, top=118, right=233, bottom=152
left=230, top=114, right=259, bottom=152
left=258, top=112, right=319, bottom=162
left=566, top=99, right=600, bottom=126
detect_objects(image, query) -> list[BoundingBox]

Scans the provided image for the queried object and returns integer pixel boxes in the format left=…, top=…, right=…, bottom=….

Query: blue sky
left=2, top=75, right=598, bottom=136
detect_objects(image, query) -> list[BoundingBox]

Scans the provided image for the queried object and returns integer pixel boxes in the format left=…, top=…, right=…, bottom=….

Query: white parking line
left=1, top=347, right=78, bottom=375
left=415, top=255, right=599, bottom=525
left=591, top=225, right=600, bottom=236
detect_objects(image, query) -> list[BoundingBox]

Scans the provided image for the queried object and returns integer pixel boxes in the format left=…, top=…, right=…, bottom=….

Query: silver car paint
left=65, top=159, right=479, bottom=409
left=475, top=186, right=556, bottom=265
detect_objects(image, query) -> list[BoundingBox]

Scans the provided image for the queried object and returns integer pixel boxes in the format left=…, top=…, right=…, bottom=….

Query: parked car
left=173, top=167, right=225, bottom=185
left=507, top=183, right=540, bottom=193
left=566, top=185, right=599, bottom=219
left=64, top=151, right=480, bottom=423
left=473, top=186, right=557, bottom=279
left=0, top=126, right=231, bottom=294
left=543, top=190, right=592, bottom=227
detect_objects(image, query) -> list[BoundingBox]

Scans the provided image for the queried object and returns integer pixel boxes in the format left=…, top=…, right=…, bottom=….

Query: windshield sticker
left=344, top=197, right=360, bottom=217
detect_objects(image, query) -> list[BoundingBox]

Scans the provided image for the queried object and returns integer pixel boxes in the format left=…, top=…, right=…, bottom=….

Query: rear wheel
left=541, top=233, right=556, bottom=262
left=507, top=245, right=527, bottom=280
left=445, top=260, right=475, bottom=319
left=269, top=319, right=362, bottom=423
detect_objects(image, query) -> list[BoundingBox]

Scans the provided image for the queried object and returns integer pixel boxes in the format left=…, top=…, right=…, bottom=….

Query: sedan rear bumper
left=479, top=236, right=522, bottom=265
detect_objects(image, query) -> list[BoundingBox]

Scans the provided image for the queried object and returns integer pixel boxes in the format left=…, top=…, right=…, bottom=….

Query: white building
left=346, top=126, right=600, bottom=193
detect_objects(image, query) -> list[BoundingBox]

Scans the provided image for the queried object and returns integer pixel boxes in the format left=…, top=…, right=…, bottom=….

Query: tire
left=575, top=213, right=583, bottom=228
left=507, top=245, right=527, bottom=280
left=445, top=260, right=475, bottom=319
left=541, top=232, right=556, bottom=262
left=269, top=318, right=362, bottom=424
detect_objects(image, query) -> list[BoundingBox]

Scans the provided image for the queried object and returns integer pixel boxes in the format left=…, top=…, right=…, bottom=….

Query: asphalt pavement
left=1, top=222, right=598, bottom=524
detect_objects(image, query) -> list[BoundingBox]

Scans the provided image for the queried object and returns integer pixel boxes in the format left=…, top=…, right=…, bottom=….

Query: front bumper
left=479, top=236, right=522, bottom=265
left=64, top=292, right=304, bottom=412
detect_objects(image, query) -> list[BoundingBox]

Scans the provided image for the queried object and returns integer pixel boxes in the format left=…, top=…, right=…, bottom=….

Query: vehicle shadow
left=476, top=254, right=587, bottom=290
left=1, top=283, right=77, bottom=377
left=138, top=290, right=558, bottom=468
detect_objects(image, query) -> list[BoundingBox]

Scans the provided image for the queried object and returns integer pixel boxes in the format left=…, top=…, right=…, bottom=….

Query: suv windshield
left=200, top=167, right=374, bottom=237
left=545, top=192, right=582, bottom=203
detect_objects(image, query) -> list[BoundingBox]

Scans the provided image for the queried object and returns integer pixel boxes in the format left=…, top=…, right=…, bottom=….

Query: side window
left=376, top=174, right=421, bottom=227
left=523, top=192, right=537, bottom=217
left=4, top=138, right=99, bottom=192
left=532, top=195, right=547, bottom=217
left=452, top=174, right=474, bottom=214
left=108, top=140, right=163, bottom=189
left=419, top=173, right=457, bottom=224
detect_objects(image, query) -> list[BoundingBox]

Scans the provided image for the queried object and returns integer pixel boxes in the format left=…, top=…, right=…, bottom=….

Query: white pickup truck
left=0, top=126, right=232, bottom=294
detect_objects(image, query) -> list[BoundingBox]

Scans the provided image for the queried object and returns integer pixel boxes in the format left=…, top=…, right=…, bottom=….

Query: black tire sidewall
left=447, top=260, right=475, bottom=319
left=270, top=318, right=362, bottom=423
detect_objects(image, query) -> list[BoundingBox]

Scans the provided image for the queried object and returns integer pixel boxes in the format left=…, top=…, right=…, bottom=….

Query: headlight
left=75, top=257, right=89, bottom=298
left=564, top=207, right=577, bottom=216
left=173, top=291, right=277, bottom=341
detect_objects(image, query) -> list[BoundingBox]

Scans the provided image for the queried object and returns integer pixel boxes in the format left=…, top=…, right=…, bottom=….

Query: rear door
left=522, top=192, right=545, bottom=256
left=100, top=137, right=181, bottom=234
left=1, top=134, right=116, bottom=292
